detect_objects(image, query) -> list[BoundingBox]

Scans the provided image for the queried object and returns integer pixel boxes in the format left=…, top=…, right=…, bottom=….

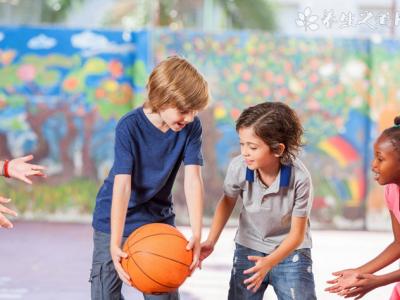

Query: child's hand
left=8, top=155, right=46, bottom=184
left=186, top=237, right=201, bottom=274
left=243, top=256, right=271, bottom=293
left=341, top=274, right=381, bottom=299
left=110, top=245, right=131, bottom=286
left=325, top=268, right=360, bottom=294
left=199, top=239, right=215, bottom=263
left=0, top=197, right=17, bottom=229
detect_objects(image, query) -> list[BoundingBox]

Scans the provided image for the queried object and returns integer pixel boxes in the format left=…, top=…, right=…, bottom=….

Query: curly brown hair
left=236, top=101, right=304, bottom=164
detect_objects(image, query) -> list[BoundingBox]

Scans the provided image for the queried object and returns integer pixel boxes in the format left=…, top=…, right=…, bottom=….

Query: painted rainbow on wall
left=318, top=136, right=366, bottom=206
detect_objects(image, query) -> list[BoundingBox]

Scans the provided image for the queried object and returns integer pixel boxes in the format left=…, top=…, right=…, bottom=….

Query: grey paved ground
left=0, top=221, right=397, bottom=299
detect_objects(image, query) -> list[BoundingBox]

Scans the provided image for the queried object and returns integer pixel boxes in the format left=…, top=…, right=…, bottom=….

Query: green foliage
left=218, top=0, right=276, bottom=31
left=0, top=178, right=98, bottom=214
left=41, top=0, right=85, bottom=23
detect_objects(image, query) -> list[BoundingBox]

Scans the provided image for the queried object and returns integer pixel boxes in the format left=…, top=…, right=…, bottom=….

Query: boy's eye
left=249, top=147, right=257, bottom=150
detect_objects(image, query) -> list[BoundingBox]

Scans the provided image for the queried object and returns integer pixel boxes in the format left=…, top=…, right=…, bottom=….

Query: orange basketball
left=121, top=223, right=193, bottom=293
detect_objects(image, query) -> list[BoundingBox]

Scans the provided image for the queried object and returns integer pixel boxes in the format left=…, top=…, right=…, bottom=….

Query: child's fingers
left=20, top=155, right=34, bottom=162
left=0, top=214, right=13, bottom=228
left=186, top=239, right=194, bottom=250
left=189, top=254, right=199, bottom=271
left=243, top=272, right=258, bottom=285
left=243, top=265, right=257, bottom=275
left=247, top=255, right=260, bottom=262
left=0, top=205, right=18, bottom=217
left=0, top=197, right=11, bottom=204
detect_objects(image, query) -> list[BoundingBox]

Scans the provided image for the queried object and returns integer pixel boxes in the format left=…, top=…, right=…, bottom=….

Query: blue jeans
left=90, top=230, right=179, bottom=300
left=228, top=243, right=316, bottom=300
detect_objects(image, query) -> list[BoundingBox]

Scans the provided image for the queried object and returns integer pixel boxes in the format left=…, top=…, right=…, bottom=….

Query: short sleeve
left=223, top=157, right=244, bottom=199
left=113, top=122, right=135, bottom=174
left=183, top=118, right=203, bottom=166
left=384, top=185, right=394, bottom=211
left=292, top=176, right=313, bottom=218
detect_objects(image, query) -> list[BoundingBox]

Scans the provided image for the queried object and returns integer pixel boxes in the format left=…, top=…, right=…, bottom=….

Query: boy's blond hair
left=145, top=56, right=210, bottom=112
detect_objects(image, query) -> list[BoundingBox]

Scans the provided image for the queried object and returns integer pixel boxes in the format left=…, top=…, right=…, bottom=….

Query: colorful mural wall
left=0, top=26, right=398, bottom=229
left=0, top=27, right=149, bottom=216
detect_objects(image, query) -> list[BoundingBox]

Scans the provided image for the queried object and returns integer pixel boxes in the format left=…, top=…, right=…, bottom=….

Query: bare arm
left=262, top=216, right=307, bottom=268
left=1, top=155, right=46, bottom=184
left=184, top=165, right=204, bottom=270
left=0, top=155, right=46, bottom=229
left=110, top=174, right=132, bottom=285
left=326, top=211, right=400, bottom=294
left=199, top=194, right=236, bottom=262
left=243, top=216, right=308, bottom=292
left=355, top=212, right=400, bottom=274
left=207, top=194, right=237, bottom=245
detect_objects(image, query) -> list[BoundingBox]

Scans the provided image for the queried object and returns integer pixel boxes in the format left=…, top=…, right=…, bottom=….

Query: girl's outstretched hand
left=0, top=197, right=17, bottom=229
left=325, top=268, right=360, bottom=294
left=342, top=274, right=382, bottom=299
left=7, top=155, right=46, bottom=184
left=243, top=256, right=271, bottom=293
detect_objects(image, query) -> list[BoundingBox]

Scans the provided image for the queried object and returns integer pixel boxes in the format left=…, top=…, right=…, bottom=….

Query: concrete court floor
left=0, top=221, right=397, bottom=300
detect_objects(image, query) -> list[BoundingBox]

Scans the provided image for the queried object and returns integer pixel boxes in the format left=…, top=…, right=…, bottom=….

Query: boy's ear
left=274, top=143, right=285, bottom=157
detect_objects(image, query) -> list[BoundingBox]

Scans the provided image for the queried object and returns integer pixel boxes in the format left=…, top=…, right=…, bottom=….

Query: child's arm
left=0, top=196, right=17, bottom=229
left=243, top=215, right=308, bottom=292
left=338, top=270, right=400, bottom=299
left=184, top=165, right=204, bottom=270
left=200, top=194, right=237, bottom=262
left=110, top=174, right=132, bottom=286
left=326, top=211, right=400, bottom=295
left=1, top=155, right=46, bottom=184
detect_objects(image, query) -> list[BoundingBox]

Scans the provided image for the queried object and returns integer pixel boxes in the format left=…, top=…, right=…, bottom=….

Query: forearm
left=207, top=194, right=236, bottom=245
left=110, top=180, right=131, bottom=248
left=264, top=230, right=305, bottom=268
left=184, top=174, right=204, bottom=240
left=374, top=269, right=400, bottom=287
left=356, top=241, right=400, bottom=274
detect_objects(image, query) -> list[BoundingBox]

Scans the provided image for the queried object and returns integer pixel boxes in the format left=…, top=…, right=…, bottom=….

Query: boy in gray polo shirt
left=200, top=102, right=316, bottom=300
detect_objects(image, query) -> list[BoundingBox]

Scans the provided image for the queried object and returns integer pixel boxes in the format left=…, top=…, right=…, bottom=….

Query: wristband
left=3, top=160, right=10, bottom=178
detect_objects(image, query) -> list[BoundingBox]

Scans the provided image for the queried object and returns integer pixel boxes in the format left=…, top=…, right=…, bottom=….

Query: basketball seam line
left=127, top=233, right=187, bottom=249
left=130, top=256, right=180, bottom=289
left=132, top=251, right=191, bottom=267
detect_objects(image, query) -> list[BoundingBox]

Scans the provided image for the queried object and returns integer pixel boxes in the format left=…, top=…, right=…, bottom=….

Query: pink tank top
left=385, top=184, right=400, bottom=223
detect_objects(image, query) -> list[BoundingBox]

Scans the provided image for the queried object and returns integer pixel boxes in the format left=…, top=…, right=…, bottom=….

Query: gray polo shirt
left=224, top=155, right=313, bottom=254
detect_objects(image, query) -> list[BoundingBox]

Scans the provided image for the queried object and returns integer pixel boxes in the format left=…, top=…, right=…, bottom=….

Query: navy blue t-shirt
left=92, top=107, right=203, bottom=237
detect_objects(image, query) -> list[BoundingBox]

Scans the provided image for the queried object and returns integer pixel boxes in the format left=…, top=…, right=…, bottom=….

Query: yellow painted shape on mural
left=83, top=58, right=107, bottom=74
left=103, top=80, right=119, bottom=93
left=214, top=106, right=227, bottom=119
left=347, top=178, right=360, bottom=207
left=318, top=140, right=347, bottom=167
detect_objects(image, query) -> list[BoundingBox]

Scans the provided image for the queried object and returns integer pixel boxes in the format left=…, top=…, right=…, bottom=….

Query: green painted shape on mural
left=133, top=92, right=146, bottom=107
left=5, top=94, right=26, bottom=107
left=0, top=65, right=22, bottom=87
left=23, top=54, right=81, bottom=68
left=36, top=70, right=61, bottom=87
left=97, top=100, right=131, bottom=119
left=0, top=178, right=98, bottom=214
left=131, top=60, right=147, bottom=87
left=83, top=58, right=107, bottom=75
